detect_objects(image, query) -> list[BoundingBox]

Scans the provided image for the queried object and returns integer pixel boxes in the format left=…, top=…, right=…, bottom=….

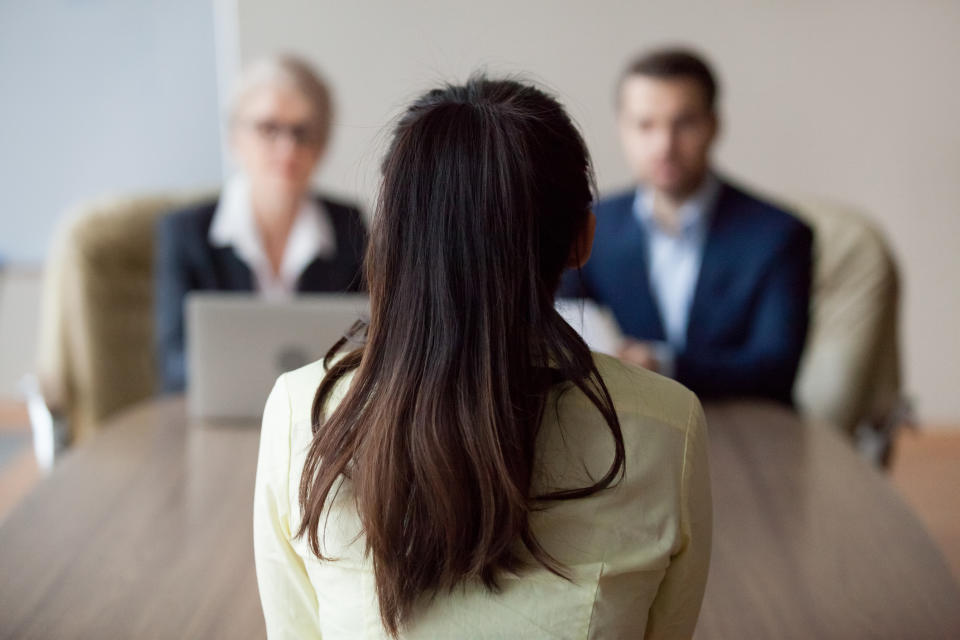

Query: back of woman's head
left=371, top=76, right=593, bottom=309
left=298, top=75, right=624, bottom=636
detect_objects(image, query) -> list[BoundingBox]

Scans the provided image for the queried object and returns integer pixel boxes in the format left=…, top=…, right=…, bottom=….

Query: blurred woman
left=254, top=76, right=711, bottom=639
left=154, top=55, right=366, bottom=392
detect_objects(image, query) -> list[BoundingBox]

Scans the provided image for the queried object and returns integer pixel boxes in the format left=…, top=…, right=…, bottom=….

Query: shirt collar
left=209, top=174, right=337, bottom=288
left=634, top=172, right=721, bottom=235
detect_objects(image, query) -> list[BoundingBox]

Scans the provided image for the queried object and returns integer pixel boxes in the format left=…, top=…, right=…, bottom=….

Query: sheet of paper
left=554, top=298, right=624, bottom=357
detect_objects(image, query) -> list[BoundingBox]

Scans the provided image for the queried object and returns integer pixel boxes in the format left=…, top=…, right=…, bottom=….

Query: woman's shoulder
left=588, top=351, right=701, bottom=432
left=155, top=200, right=221, bottom=269
left=270, top=356, right=359, bottom=437
left=161, top=198, right=219, bottom=228
left=268, top=351, right=704, bottom=458
left=156, top=199, right=220, bottom=250
left=540, top=351, right=703, bottom=496
left=275, top=351, right=701, bottom=431
left=273, top=358, right=331, bottom=426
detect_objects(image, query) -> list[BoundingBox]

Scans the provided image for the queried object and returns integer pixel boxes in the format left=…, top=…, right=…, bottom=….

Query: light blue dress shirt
left=633, top=174, right=721, bottom=377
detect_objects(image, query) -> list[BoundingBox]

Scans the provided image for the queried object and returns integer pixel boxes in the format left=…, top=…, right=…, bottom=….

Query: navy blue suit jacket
left=559, top=179, right=813, bottom=405
left=154, top=195, right=367, bottom=393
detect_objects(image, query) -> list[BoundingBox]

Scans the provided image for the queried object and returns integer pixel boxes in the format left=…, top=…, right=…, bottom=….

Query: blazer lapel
left=210, top=246, right=254, bottom=291
left=607, top=200, right=666, bottom=341
left=687, top=184, right=735, bottom=346
left=296, top=256, right=336, bottom=291
left=294, top=199, right=361, bottom=293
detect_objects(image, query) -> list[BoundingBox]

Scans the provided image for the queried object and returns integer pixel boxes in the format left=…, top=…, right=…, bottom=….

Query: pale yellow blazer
left=254, top=352, right=711, bottom=639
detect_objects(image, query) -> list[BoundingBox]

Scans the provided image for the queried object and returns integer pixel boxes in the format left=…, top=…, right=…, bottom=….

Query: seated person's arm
left=674, top=223, right=813, bottom=402
left=154, top=215, right=190, bottom=393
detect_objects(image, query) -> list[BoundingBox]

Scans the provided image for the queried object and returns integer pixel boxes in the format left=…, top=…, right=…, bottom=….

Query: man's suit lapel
left=687, top=183, right=735, bottom=346
left=607, top=197, right=666, bottom=341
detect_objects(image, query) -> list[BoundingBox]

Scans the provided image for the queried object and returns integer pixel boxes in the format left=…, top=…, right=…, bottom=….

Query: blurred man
left=560, top=48, right=812, bottom=404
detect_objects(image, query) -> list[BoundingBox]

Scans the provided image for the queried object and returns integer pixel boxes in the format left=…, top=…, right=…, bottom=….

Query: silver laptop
left=186, top=292, right=368, bottom=420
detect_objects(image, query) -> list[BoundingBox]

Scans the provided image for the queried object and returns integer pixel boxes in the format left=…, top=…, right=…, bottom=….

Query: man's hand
left=617, top=339, right=660, bottom=372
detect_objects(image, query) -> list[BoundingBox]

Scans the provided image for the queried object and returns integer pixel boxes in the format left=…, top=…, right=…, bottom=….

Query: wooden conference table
left=1, top=398, right=958, bottom=639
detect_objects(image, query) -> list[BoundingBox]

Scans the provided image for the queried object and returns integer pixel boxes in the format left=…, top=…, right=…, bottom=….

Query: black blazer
left=559, top=178, right=813, bottom=405
left=154, top=195, right=367, bottom=393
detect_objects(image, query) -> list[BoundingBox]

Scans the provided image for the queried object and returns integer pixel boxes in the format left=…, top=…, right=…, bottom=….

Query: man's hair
left=618, top=47, right=718, bottom=111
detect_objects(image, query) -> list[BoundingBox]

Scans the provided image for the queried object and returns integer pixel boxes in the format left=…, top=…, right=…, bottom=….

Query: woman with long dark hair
left=254, top=76, right=711, bottom=639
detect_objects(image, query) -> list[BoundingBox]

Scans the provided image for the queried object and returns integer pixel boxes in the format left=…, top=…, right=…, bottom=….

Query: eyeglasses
left=246, top=119, right=321, bottom=147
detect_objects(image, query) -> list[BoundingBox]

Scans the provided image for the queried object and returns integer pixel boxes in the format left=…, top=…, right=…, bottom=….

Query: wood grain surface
left=0, top=397, right=957, bottom=639
left=0, top=397, right=264, bottom=640
left=695, top=402, right=960, bottom=639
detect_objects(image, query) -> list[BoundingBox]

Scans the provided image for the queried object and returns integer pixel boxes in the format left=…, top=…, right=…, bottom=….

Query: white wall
left=232, top=0, right=960, bottom=423
left=0, top=0, right=223, bottom=265
left=0, top=270, right=41, bottom=399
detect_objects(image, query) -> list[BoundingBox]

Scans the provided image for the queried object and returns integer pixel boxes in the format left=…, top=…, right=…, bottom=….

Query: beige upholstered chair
left=789, top=197, right=908, bottom=463
left=36, top=192, right=209, bottom=444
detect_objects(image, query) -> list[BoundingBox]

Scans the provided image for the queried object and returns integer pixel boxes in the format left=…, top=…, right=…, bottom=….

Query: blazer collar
left=686, top=181, right=738, bottom=343
left=623, top=175, right=730, bottom=346
left=208, top=174, right=337, bottom=294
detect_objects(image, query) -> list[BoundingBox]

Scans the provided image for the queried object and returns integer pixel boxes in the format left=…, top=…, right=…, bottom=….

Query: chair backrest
left=788, top=197, right=903, bottom=435
left=37, top=192, right=211, bottom=443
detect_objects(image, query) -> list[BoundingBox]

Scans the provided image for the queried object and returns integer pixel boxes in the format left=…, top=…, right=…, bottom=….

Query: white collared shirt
left=634, top=174, right=721, bottom=374
left=208, top=175, right=337, bottom=299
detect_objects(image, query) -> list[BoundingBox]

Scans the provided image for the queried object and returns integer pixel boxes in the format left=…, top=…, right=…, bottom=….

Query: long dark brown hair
left=297, top=76, right=625, bottom=636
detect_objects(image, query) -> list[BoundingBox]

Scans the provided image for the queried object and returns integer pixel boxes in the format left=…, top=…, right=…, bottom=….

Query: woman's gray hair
left=229, top=54, right=334, bottom=148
